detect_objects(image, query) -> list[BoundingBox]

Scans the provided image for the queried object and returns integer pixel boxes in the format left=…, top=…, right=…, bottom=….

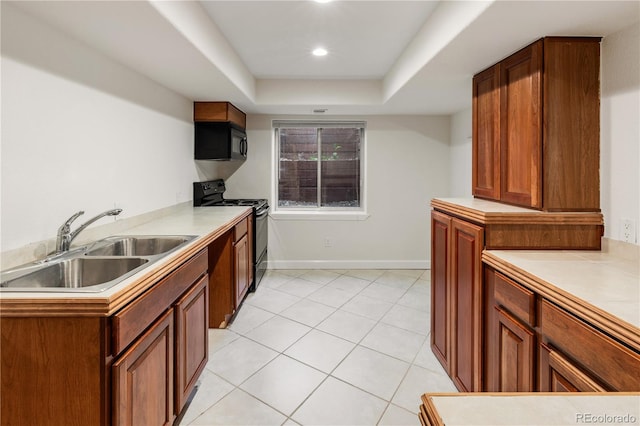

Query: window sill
left=269, top=210, right=370, bottom=221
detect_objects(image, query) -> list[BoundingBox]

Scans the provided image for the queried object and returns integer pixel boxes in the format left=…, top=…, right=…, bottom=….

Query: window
left=274, top=121, right=364, bottom=210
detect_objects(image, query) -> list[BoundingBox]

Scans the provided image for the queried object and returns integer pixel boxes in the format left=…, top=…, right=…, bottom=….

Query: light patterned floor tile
left=381, top=303, right=430, bottom=335
left=180, top=269, right=445, bottom=426
left=208, top=328, right=240, bottom=354
left=360, top=322, right=426, bottom=363
left=284, top=329, right=356, bottom=374
left=375, top=271, right=418, bottom=290
left=291, top=377, right=387, bottom=426
left=260, top=271, right=295, bottom=288
left=298, top=269, right=341, bottom=284
left=244, top=287, right=301, bottom=314
left=378, top=403, right=420, bottom=426
left=279, top=298, right=336, bottom=327
left=410, top=278, right=430, bottom=295
left=396, top=288, right=430, bottom=312
left=307, top=285, right=356, bottom=308
left=359, top=282, right=407, bottom=303
left=190, top=388, right=286, bottom=425
left=179, top=369, right=234, bottom=425
left=325, top=274, right=371, bottom=294
left=240, top=355, right=326, bottom=416
left=206, top=336, right=278, bottom=386
left=227, top=304, right=275, bottom=335
left=340, top=293, right=394, bottom=321
left=245, top=315, right=311, bottom=352
left=274, top=277, right=325, bottom=298
left=316, top=309, right=377, bottom=343
left=344, top=269, right=385, bottom=281
left=413, top=337, right=447, bottom=372
left=390, top=269, right=426, bottom=279
left=392, top=365, right=457, bottom=412
left=332, top=346, right=410, bottom=401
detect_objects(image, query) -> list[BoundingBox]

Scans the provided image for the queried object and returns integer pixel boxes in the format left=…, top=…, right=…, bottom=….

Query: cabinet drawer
left=540, top=300, right=640, bottom=391
left=494, top=272, right=535, bottom=326
left=234, top=217, right=248, bottom=243
left=112, top=249, right=208, bottom=355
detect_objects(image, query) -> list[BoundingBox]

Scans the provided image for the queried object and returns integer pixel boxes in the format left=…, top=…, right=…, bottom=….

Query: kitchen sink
left=84, top=236, right=193, bottom=257
left=1, top=257, right=149, bottom=291
left=0, top=234, right=197, bottom=292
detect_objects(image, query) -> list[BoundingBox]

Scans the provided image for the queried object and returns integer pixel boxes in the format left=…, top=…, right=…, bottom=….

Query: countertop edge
left=0, top=208, right=252, bottom=317
left=482, top=251, right=640, bottom=351
left=431, top=198, right=604, bottom=225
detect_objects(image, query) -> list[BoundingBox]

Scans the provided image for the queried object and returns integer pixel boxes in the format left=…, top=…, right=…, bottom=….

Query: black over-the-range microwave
left=194, top=122, right=247, bottom=160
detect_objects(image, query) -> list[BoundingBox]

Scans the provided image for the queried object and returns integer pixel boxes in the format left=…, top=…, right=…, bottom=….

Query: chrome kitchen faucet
left=55, top=208, right=122, bottom=254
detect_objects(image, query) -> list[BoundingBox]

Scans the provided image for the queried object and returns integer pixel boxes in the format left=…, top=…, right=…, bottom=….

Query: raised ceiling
left=7, top=0, right=640, bottom=116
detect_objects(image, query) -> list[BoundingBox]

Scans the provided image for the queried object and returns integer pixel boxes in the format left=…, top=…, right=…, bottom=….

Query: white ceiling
left=7, top=0, right=640, bottom=116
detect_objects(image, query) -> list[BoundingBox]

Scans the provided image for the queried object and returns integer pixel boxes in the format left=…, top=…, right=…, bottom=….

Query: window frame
left=271, top=120, right=368, bottom=221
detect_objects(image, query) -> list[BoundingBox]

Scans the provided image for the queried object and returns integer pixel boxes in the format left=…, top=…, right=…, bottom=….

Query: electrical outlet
left=621, top=219, right=636, bottom=243
left=324, top=237, right=333, bottom=247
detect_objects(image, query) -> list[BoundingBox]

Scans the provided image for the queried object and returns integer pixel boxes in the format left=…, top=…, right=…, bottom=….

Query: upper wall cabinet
left=194, top=102, right=247, bottom=130
left=472, top=37, right=601, bottom=212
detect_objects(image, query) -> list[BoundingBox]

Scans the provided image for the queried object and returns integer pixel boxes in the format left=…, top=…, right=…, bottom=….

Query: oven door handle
left=255, top=207, right=270, bottom=218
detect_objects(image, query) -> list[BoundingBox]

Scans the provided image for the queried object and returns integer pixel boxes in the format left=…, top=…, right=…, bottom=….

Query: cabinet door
left=234, top=234, right=250, bottom=308
left=500, top=40, right=543, bottom=209
left=113, top=309, right=174, bottom=426
left=450, top=218, right=484, bottom=392
left=175, top=276, right=209, bottom=414
left=539, top=343, right=606, bottom=392
left=472, top=65, right=500, bottom=200
left=493, top=307, right=535, bottom=392
left=430, top=210, right=452, bottom=373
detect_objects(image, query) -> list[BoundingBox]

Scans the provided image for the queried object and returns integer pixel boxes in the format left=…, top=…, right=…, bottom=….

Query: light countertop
left=421, top=393, right=640, bottom=426
left=484, top=239, right=640, bottom=348
left=0, top=205, right=252, bottom=315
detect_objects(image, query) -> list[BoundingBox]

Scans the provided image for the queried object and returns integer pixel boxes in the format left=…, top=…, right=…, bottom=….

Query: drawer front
left=112, top=249, right=208, bottom=355
left=494, top=272, right=535, bottom=326
left=540, top=299, right=640, bottom=391
left=234, top=217, right=248, bottom=243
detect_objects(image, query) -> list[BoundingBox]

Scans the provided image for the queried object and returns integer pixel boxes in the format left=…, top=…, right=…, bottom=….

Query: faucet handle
left=61, top=211, right=85, bottom=230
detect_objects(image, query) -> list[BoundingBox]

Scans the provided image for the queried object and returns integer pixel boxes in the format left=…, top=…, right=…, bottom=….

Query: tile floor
left=179, top=269, right=457, bottom=426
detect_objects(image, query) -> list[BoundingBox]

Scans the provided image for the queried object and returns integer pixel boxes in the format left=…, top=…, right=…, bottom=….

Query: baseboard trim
left=267, top=260, right=430, bottom=270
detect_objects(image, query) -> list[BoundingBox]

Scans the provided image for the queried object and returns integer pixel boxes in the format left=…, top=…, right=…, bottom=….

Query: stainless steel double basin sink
left=0, top=235, right=196, bottom=292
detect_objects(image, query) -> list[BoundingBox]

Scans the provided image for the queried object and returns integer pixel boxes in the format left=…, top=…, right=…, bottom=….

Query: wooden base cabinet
left=175, top=276, right=209, bottom=413
left=234, top=217, right=250, bottom=308
left=485, top=270, right=536, bottom=392
left=113, top=309, right=175, bottom=426
left=431, top=210, right=484, bottom=392
left=484, top=266, right=640, bottom=393
left=208, top=213, right=253, bottom=328
left=0, top=249, right=209, bottom=426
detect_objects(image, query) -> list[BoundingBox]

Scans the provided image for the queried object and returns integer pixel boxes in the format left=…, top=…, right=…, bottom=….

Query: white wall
left=227, top=115, right=450, bottom=269
left=449, top=107, right=473, bottom=198
left=601, top=22, right=640, bottom=244
left=1, top=3, right=198, bottom=252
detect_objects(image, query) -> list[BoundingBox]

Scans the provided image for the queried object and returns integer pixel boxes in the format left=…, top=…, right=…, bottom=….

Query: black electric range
left=193, top=179, right=269, bottom=291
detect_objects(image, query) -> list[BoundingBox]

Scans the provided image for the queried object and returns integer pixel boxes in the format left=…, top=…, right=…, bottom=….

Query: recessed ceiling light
left=312, top=47, right=328, bottom=57
left=314, top=0, right=332, bottom=3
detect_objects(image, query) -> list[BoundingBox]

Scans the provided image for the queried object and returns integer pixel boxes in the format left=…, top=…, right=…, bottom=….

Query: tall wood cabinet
left=472, top=37, right=601, bottom=211
left=431, top=210, right=484, bottom=392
